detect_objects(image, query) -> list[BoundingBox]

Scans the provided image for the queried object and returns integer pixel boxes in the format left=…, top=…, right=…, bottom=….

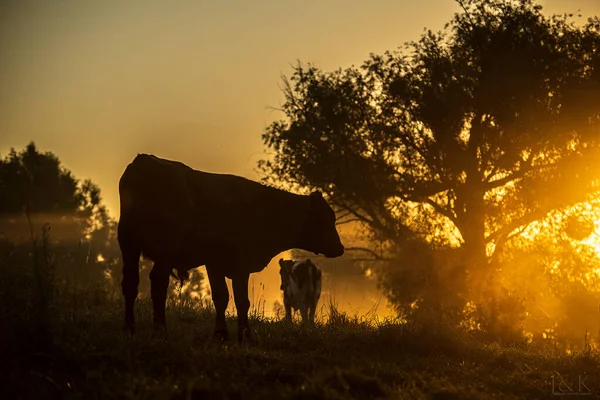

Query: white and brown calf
left=279, top=258, right=322, bottom=324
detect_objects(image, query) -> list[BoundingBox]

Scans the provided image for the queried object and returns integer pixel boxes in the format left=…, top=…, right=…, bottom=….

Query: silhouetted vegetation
left=0, top=142, right=120, bottom=287
left=261, top=0, right=600, bottom=342
left=0, top=143, right=189, bottom=356
left=4, top=0, right=600, bottom=398
left=3, top=254, right=600, bottom=399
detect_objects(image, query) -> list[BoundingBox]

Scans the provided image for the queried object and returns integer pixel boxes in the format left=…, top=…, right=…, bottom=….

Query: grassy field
left=3, top=282, right=600, bottom=400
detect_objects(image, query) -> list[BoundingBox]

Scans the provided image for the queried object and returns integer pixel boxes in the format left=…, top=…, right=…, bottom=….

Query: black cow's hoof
left=213, top=329, right=230, bottom=342
left=237, top=326, right=254, bottom=344
left=123, top=323, right=135, bottom=334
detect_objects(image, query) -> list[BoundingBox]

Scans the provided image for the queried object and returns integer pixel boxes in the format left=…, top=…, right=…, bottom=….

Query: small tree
left=0, top=142, right=81, bottom=215
left=0, top=142, right=119, bottom=288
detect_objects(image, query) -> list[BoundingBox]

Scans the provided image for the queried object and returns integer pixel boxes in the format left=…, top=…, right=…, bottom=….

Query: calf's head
left=299, top=191, right=344, bottom=258
left=279, top=259, right=295, bottom=290
left=279, top=258, right=321, bottom=291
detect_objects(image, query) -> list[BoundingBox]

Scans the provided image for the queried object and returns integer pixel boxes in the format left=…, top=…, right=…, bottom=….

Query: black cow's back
left=118, top=154, right=309, bottom=274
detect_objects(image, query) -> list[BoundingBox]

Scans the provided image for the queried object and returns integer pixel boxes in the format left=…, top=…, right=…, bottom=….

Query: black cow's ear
left=310, top=190, right=323, bottom=199
left=279, top=258, right=285, bottom=267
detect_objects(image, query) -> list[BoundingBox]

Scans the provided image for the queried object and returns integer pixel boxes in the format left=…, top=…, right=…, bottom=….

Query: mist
left=4, top=0, right=600, bottom=398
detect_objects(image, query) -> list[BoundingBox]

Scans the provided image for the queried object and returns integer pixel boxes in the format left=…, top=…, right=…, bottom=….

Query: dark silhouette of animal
left=117, top=154, right=344, bottom=342
left=279, top=258, right=322, bottom=324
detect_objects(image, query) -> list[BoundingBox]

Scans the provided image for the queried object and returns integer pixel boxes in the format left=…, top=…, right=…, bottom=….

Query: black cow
left=117, top=154, right=344, bottom=342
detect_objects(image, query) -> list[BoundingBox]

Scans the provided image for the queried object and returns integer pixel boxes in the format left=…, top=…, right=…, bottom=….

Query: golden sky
left=1, top=0, right=599, bottom=218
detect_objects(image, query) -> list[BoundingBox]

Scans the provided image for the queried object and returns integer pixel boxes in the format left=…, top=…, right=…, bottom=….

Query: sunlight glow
left=581, top=226, right=600, bottom=257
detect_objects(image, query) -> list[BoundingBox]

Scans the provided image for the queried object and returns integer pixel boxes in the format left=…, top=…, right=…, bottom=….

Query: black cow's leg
left=232, top=272, right=252, bottom=343
left=206, top=266, right=229, bottom=341
left=120, top=245, right=141, bottom=333
left=150, top=263, right=171, bottom=330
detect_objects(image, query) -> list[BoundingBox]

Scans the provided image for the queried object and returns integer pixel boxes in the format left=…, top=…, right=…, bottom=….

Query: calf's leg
left=284, top=299, right=292, bottom=321
left=206, top=266, right=229, bottom=340
left=232, top=272, right=252, bottom=343
left=308, top=305, right=317, bottom=325
left=299, top=307, right=309, bottom=325
left=150, top=263, right=171, bottom=330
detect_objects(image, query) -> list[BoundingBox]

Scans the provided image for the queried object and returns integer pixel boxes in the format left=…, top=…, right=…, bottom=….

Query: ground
left=3, top=287, right=600, bottom=400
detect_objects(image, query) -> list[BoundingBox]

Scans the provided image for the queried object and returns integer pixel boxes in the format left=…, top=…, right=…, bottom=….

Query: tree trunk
left=461, top=190, right=488, bottom=293
left=460, top=183, right=501, bottom=332
left=460, top=121, right=498, bottom=331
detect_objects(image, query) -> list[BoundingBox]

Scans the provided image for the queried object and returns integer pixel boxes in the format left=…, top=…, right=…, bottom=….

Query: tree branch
left=483, top=164, right=501, bottom=183
left=351, top=258, right=391, bottom=263
left=330, top=198, right=376, bottom=227
left=483, top=170, right=528, bottom=190
left=456, top=0, right=475, bottom=28
left=485, top=209, right=547, bottom=244
left=345, top=246, right=393, bottom=261
left=424, top=198, right=458, bottom=224
left=482, top=163, right=550, bottom=190
left=336, top=218, right=362, bottom=226
left=483, top=151, right=557, bottom=189
left=400, top=180, right=453, bottom=202
left=336, top=210, right=353, bottom=221
left=380, top=123, right=431, bottom=167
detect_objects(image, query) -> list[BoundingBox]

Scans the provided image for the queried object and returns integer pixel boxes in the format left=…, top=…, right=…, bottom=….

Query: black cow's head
left=299, top=191, right=345, bottom=258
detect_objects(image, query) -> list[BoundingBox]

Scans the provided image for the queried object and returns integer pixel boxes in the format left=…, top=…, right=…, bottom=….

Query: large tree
left=260, top=0, right=600, bottom=321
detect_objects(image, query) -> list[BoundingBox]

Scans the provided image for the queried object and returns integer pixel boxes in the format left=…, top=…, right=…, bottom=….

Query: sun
left=582, top=226, right=600, bottom=257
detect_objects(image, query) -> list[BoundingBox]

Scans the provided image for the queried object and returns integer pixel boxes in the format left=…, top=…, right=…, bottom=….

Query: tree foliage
left=0, top=142, right=119, bottom=288
left=0, top=141, right=110, bottom=227
left=260, top=0, right=600, bottom=327
left=0, top=142, right=81, bottom=215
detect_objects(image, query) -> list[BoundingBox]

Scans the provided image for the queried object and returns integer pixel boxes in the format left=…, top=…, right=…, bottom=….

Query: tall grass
left=2, top=230, right=600, bottom=399
left=30, top=222, right=56, bottom=349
